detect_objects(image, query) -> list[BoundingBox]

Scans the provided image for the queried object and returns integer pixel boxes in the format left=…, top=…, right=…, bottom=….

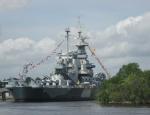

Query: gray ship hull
left=9, top=87, right=97, bottom=102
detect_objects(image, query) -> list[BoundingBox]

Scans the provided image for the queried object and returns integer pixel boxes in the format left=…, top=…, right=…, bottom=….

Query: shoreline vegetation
left=96, top=63, right=150, bottom=105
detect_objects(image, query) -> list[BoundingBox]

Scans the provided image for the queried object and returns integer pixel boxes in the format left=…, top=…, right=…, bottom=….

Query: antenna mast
left=65, top=28, right=70, bottom=75
left=65, top=28, right=70, bottom=56
left=78, top=16, right=82, bottom=34
left=78, top=16, right=81, bottom=30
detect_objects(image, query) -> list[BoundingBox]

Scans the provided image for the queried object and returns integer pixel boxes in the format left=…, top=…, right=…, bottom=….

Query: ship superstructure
left=6, top=29, right=106, bottom=101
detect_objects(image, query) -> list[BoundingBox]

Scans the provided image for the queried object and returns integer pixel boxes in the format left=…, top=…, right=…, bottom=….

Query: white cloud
left=0, top=37, right=56, bottom=69
left=116, top=16, right=143, bottom=35
left=0, top=37, right=58, bottom=78
left=88, top=12, right=150, bottom=75
left=0, top=0, right=31, bottom=11
left=35, top=38, right=56, bottom=54
left=0, top=38, right=34, bottom=54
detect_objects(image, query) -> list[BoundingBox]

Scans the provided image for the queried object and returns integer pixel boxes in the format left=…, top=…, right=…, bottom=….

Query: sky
left=0, top=0, right=150, bottom=79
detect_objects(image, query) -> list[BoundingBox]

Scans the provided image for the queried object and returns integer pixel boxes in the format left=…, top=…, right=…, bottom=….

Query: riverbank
left=96, top=101, right=150, bottom=107
left=0, top=95, right=13, bottom=102
left=96, top=63, right=150, bottom=105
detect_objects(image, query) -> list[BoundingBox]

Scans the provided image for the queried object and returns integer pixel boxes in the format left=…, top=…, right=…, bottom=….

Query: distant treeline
left=97, top=63, right=150, bottom=104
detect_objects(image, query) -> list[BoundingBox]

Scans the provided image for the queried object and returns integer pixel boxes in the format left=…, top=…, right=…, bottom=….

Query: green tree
left=97, top=63, right=150, bottom=104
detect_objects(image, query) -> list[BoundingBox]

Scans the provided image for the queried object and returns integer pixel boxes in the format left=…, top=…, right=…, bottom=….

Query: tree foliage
left=97, top=63, right=150, bottom=104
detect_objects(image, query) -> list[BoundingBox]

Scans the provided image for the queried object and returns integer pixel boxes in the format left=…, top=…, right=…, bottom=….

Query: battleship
left=6, top=29, right=106, bottom=102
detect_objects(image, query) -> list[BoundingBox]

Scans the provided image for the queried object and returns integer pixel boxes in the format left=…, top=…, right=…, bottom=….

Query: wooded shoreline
left=96, top=63, right=150, bottom=105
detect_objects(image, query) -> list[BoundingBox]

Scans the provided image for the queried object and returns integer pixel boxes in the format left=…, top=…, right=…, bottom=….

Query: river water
left=0, top=101, right=149, bottom=115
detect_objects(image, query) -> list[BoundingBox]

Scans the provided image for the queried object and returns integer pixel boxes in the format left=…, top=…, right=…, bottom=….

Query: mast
left=65, top=28, right=70, bottom=57
left=65, top=28, right=70, bottom=74
left=78, top=31, right=81, bottom=38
